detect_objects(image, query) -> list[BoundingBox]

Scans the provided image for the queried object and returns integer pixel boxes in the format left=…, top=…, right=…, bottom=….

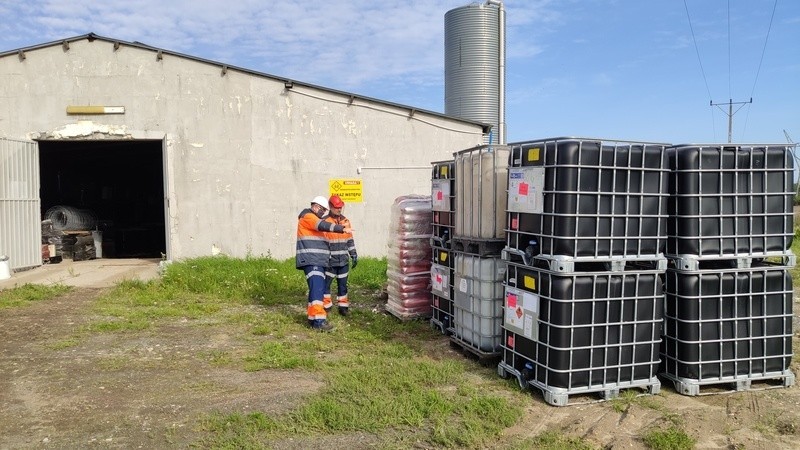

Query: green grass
left=45, top=337, right=80, bottom=350
left=0, top=283, right=72, bottom=309
left=521, top=431, right=595, bottom=450
left=77, top=256, right=528, bottom=448
left=86, top=256, right=390, bottom=334
left=159, top=256, right=308, bottom=303
left=642, top=426, right=696, bottom=450
left=200, top=355, right=524, bottom=448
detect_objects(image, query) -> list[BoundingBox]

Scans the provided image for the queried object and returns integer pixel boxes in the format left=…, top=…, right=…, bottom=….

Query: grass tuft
left=642, top=425, right=696, bottom=450
left=0, top=283, right=72, bottom=309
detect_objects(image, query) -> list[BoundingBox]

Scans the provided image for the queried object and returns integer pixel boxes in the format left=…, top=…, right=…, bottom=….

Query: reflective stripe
left=323, top=215, right=356, bottom=267
left=337, top=295, right=349, bottom=307
left=305, top=269, right=326, bottom=278
left=297, top=209, right=338, bottom=268
left=298, top=248, right=329, bottom=254
left=307, top=301, right=327, bottom=320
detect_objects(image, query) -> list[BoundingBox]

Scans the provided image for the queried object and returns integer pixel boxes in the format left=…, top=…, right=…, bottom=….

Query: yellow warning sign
left=329, top=178, right=363, bottom=203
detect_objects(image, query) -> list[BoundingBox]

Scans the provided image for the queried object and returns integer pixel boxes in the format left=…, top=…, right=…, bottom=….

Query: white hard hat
left=311, top=196, right=329, bottom=209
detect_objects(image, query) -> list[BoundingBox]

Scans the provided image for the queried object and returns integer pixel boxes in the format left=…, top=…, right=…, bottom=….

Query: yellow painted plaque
left=329, top=178, right=363, bottom=203
left=527, top=147, right=540, bottom=162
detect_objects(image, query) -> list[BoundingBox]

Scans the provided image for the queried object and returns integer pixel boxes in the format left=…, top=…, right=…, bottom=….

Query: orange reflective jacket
left=296, top=208, right=343, bottom=268
left=323, top=214, right=356, bottom=268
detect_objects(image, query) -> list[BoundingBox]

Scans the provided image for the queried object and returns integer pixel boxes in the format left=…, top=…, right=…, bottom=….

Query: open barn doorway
left=38, top=139, right=166, bottom=259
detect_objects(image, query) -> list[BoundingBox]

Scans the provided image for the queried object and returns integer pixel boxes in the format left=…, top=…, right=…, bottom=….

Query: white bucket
left=0, top=256, right=11, bottom=280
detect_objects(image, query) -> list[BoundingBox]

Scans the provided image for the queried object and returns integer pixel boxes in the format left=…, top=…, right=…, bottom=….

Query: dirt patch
left=1, top=289, right=799, bottom=449
left=0, top=289, right=321, bottom=449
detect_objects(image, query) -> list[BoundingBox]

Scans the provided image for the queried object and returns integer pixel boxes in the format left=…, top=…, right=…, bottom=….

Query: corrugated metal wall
left=0, top=138, right=41, bottom=270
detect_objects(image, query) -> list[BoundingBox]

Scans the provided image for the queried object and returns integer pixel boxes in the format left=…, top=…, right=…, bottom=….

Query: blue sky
left=0, top=0, right=797, bottom=145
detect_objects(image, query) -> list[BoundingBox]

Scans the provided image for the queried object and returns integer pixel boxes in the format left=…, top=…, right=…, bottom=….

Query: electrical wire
left=683, top=0, right=716, bottom=140
left=727, top=0, right=732, bottom=99
left=739, top=0, right=779, bottom=140
left=683, top=0, right=713, bottom=101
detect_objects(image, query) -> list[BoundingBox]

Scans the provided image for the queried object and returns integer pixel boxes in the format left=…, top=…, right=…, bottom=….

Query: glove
left=351, top=255, right=358, bottom=269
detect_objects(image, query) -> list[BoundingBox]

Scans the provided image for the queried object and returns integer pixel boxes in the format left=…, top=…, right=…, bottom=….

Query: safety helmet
left=329, top=195, right=345, bottom=208
left=311, top=196, right=329, bottom=209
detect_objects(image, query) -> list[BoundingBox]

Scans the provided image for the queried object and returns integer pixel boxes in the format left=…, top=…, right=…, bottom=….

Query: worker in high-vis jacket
left=322, top=195, right=358, bottom=316
left=296, top=196, right=353, bottom=331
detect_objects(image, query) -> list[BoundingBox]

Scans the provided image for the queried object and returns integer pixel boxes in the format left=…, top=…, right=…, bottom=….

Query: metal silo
left=445, top=1, right=506, bottom=145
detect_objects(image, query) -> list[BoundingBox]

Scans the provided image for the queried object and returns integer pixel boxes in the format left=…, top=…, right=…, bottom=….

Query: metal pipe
left=484, top=0, right=506, bottom=145
left=356, top=166, right=430, bottom=174
left=496, top=1, right=506, bottom=145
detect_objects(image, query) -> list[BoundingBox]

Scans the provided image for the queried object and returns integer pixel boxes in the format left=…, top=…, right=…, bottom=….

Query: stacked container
left=430, top=160, right=456, bottom=334
left=450, top=144, right=510, bottom=359
left=661, top=144, right=796, bottom=395
left=386, top=195, right=433, bottom=320
left=498, top=137, right=670, bottom=406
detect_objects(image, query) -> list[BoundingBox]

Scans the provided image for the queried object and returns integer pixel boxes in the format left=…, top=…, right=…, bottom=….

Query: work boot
left=310, top=319, right=335, bottom=332
left=338, top=306, right=350, bottom=317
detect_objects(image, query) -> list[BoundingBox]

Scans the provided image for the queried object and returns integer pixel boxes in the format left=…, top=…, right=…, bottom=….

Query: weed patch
left=0, top=283, right=71, bottom=309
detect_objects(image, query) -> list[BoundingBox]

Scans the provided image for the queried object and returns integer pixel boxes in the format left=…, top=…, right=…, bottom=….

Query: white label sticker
left=523, top=315, right=534, bottom=338
left=459, top=277, right=468, bottom=293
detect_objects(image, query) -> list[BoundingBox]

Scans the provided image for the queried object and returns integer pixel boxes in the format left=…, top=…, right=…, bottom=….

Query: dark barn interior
left=38, top=139, right=166, bottom=259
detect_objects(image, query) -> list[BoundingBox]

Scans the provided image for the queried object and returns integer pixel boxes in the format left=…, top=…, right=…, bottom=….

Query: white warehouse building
left=0, top=33, right=489, bottom=269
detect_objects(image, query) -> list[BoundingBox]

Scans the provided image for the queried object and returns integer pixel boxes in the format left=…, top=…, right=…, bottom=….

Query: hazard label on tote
left=329, top=179, right=363, bottom=203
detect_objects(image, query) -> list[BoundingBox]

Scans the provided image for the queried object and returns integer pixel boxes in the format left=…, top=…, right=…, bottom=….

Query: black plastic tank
left=506, top=138, right=668, bottom=260
left=666, top=144, right=794, bottom=257
left=501, top=261, right=664, bottom=390
left=661, top=263, right=793, bottom=381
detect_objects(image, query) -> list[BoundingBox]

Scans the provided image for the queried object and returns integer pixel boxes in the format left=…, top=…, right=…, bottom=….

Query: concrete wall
left=0, top=38, right=485, bottom=260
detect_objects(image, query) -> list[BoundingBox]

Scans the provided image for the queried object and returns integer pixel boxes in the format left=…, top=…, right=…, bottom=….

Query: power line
left=684, top=0, right=717, bottom=139
left=683, top=0, right=713, bottom=102
left=727, top=0, right=731, bottom=98
left=749, top=0, right=778, bottom=100
left=740, top=0, right=779, bottom=139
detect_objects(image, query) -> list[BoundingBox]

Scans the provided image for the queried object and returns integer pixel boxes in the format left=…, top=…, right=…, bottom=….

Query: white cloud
left=1, top=0, right=550, bottom=95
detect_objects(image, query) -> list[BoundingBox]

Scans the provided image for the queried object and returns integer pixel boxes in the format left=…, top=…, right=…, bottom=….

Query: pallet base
left=449, top=335, right=500, bottom=366
left=452, top=238, right=505, bottom=257
left=502, top=247, right=667, bottom=272
left=498, top=361, right=661, bottom=406
left=669, top=253, right=796, bottom=271
left=662, top=371, right=795, bottom=396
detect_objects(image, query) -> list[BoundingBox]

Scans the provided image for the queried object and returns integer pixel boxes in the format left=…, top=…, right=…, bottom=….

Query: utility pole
left=710, top=98, right=752, bottom=142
